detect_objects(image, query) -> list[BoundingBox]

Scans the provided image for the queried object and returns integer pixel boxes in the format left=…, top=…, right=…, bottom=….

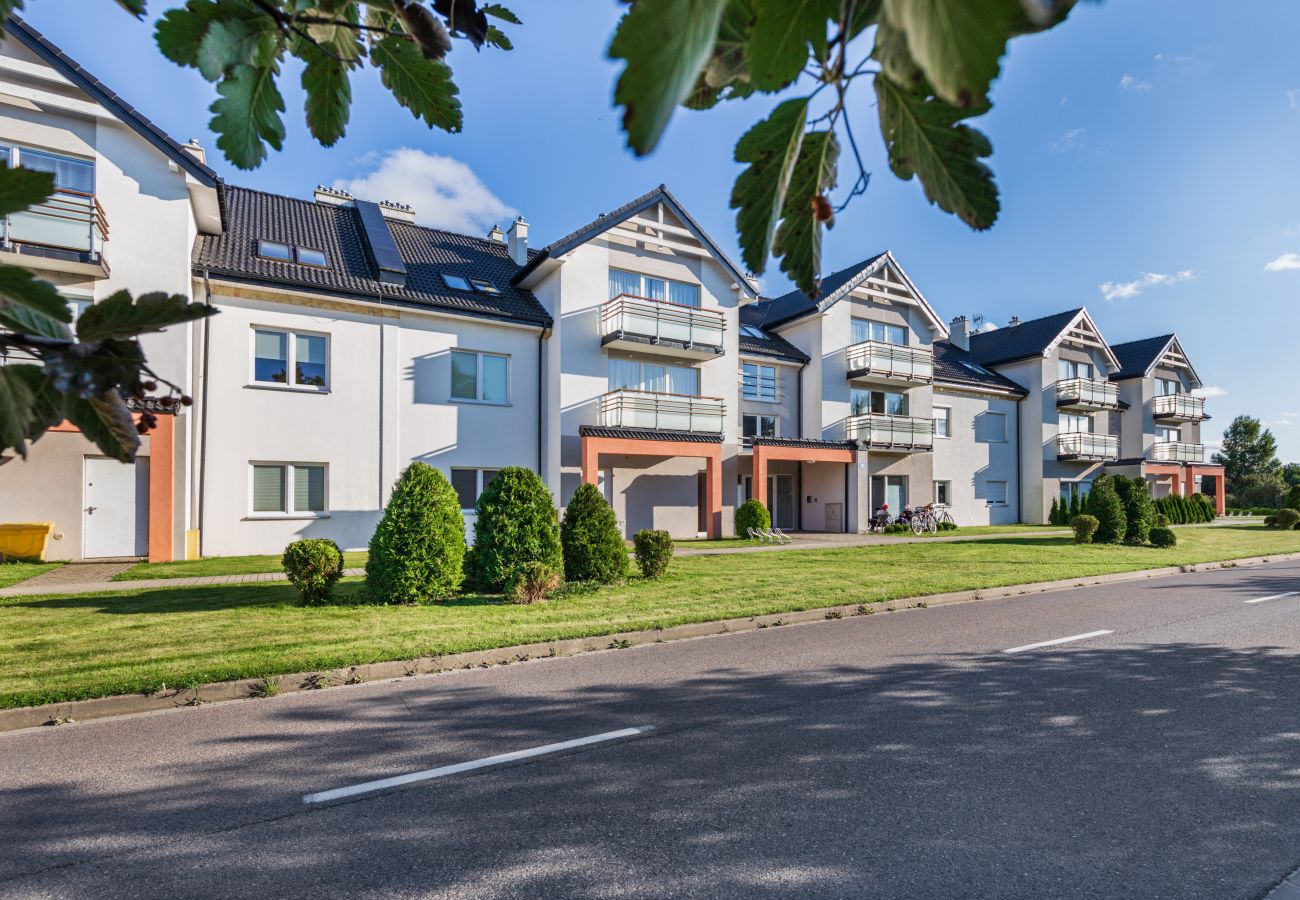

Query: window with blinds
left=608, top=269, right=701, bottom=307
left=17, top=148, right=95, bottom=193
left=250, top=463, right=326, bottom=515
left=608, top=359, right=699, bottom=396
left=741, top=363, right=777, bottom=401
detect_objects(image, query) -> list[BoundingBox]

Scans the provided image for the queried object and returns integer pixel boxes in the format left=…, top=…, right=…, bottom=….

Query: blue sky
left=25, top=1, right=1300, bottom=460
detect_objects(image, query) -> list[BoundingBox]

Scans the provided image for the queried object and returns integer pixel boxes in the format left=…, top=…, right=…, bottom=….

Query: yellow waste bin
left=0, top=523, right=54, bottom=561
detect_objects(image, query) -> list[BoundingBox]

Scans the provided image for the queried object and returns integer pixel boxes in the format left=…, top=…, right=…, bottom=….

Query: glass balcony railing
left=845, top=413, right=934, bottom=450
left=1150, top=441, right=1204, bottom=463
left=845, top=340, right=933, bottom=383
left=598, top=389, right=725, bottom=434
left=1057, top=432, right=1119, bottom=460
left=1, top=188, right=108, bottom=258
left=599, top=294, right=724, bottom=355
left=1056, top=377, right=1119, bottom=410
left=1151, top=393, right=1206, bottom=421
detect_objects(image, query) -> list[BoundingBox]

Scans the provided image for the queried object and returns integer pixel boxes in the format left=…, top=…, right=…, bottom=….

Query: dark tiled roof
left=749, top=253, right=889, bottom=328
left=738, top=304, right=809, bottom=363
left=751, top=437, right=854, bottom=450
left=579, top=425, right=724, bottom=444
left=1109, top=334, right=1174, bottom=380
left=512, top=184, right=752, bottom=291
left=193, top=186, right=551, bottom=326
left=932, top=341, right=1028, bottom=395
left=6, top=16, right=219, bottom=187
left=967, top=308, right=1083, bottom=367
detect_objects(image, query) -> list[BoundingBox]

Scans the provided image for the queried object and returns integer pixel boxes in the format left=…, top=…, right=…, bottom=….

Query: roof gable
left=969, top=307, right=1119, bottom=371
left=932, top=340, right=1028, bottom=395
left=1109, top=333, right=1202, bottom=387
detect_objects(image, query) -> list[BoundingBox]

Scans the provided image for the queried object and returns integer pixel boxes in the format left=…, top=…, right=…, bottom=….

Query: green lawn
left=4, top=525, right=1298, bottom=709
left=0, top=561, right=61, bottom=589
left=910, top=524, right=1066, bottom=537
left=115, top=551, right=369, bottom=581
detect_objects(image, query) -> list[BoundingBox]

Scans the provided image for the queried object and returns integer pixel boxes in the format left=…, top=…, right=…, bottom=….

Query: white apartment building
left=0, top=18, right=1224, bottom=561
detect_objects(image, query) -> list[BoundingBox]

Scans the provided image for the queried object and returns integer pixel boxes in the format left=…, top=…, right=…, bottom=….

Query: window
left=742, top=363, right=777, bottom=401
left=608, top=269, right=701, bottom=307
left=1156, top=377, right=1181, bottom=396
left=741, top=414, right=777, bottom=446
left=1158, top=426, right=1181, bottom=443
left=252, top=328, right=329, bottom=389
left=1059, top=412, right=1093, bottom=434
left=985, top=480, right=1008, bottom=507
left=469, top=278, right=499, bottom=294
left=740, top=324, right=766, bottom=339
left=934, top=480, right=951, bottom=506
left=451, top=468, right=501, bottom=511
left=933, top=406, right=952, bottom=438
left=851, top=388, right=908, bottom=416
left=442, top=273, right=472, bottom=291
left=16, top=147, right=94, bottom=192
left=297, top=247, right=329, bottom=267
left=451, top=350, right=508, bottom=403
left=257, top=240, right=293, bottom=262
left=851, top=317, right=908, bottom=346
left=1059, top=480, right=1091, bottom=507
left=609, top=358, right=699, bottom=396
left=1059, top=359, right=1095, bottom=381
left=976, top=411, right=1007, bottom=443
left=256, top=241, right=332, bottom=267
left=250, top=463, right=326, bottom=516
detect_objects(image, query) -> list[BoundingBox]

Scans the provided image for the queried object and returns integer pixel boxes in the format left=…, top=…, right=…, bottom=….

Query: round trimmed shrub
left=1275, top=508, right=1300, bottom=530
left=1264, top=515, right=1278, bottom=527
left=560, top=482, right=628, bottom=583
left=633, top=529, right=673, bottom=578
left=735, top=498, right=771, bottom=537
left=1070, top=514, right=1099, bottom=544
left=505, top=560, right=561, bottom=604
left=470, top=467, right=563, bottom=591
left=1086, top=475, right=1127, bottom=544
left=282, top=538, right=345, bottom=606
left=1149, top=526, right=1177, bottom=548
left=366, top=462, right=465, bottom=604
left=937, top=520, right=958, bottom=531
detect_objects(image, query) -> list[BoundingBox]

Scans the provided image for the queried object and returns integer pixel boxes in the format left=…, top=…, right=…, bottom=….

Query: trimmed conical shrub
left=1086, top=474, right=1127, bottom=544
left=1049, top=498, right=1061, bottom=525
left=470, top=467, right=563, bottom=590
left=366, top=462, right=465, bottom=603
left=561, top=482, right=629, bottom=583
left=1115, top=475, right=1155, bottom=545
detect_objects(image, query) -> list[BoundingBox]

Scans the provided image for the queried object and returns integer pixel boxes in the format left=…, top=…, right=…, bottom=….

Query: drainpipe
left=537, top=324, right=549, bottom=475
left=796, top=361, right=807, bottom=531
left=1015, top=394, right=1023, bottom=524
left=197, top=269, right=213, bottom=557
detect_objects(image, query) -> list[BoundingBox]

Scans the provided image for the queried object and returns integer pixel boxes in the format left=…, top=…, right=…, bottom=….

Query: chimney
left=377, top=200, right=416, bottom=223
left=949, top=315, right=970, bottom=351
left=507, top=216, right=529, bottom=266
left=181, top=138, right=206, bottom=165
left=488, top=225, right=505, bottom=242
left=314, top=185, right=354, bottom=207
left=1008, top=315, right=1022, bottom=327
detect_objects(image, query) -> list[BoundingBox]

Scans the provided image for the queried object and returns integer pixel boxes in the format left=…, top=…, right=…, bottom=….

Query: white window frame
left=1058, top=358, right=1095, bottom=381
left=247, top=462, right=328, bottom=518
left=741, top=413, right=777, bottom=446
left=450, top=467, right=502, bottom=512
left=609, top=268, right=702, bottom=307
left=1157, top=425, right=1181, bottom=443
left=742, top=362, right=778, bottom=402
left=450, top=349, right=510, bottom=405
left=934, top=480, right=951, bottom=506
left=2, top=144, right=96, bottom=191
left=979, top=411, right=1008, bottom=443
left=1058, top=412, right=1094, bottom=434
left=985, top=479, right=1009, bottom=507
left=933, top=406, right=952, bottom=439
left=851, top=316, right=908, bottom=346
left=1155, top=377, right=1181, bottom=396
left=249, top=326, right=331, bottom=392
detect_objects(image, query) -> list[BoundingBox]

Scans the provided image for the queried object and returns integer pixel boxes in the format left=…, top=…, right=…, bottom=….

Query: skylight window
left=961, top=361, right=995, bottom=377
left=297, top=247, right=329, bottom=267
left=740, top=325, right=767, bottom=339
left=470, top=278, right=499, bottom=294
left=257, top=241, right=330, bottom=267
left=442, top=273, right=472, bottom=291
left=257, top=240, right=292, bottom=262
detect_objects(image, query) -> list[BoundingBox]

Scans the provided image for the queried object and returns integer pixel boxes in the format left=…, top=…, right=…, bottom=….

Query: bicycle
left=909, top=506, right=938, bottom=535
left=933, top=505, right=955, bottom=527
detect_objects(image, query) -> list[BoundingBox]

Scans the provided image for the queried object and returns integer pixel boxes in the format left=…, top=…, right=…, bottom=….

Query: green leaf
left=197, top=16, right=275, bottom=81
left=113, top=0, right=147, bottom=17
left=76, top=290, right=212, bottom=343
left=370, top=36, right=462, bottom=131
left=684, top=0, right=758, bottom=109
left=0, top=265, right=72, bottom=323
left=484, top=25, right=512, bottom=50
left=747, top=0, right=837, bottom=91
left=881, top=0, right=1022, bottom=108
left=300, top=43, right=352, bottom=145
left=0, top=299, right=72, bottom=340
left=609, top=0, right=730, bottom=156
left=64, top=391, right=139, bottom=464
left=730, top=97, right=808, bottom=274
left=0, top=165, right=52, bottom=218
left=771, top=129, right=838, bottom=297
left=0, top=364, right=61, bottom=459
left=481, top=4, right=521, bottom=25
left=155, top=0, right=220, bottom=68
left=871, top=14, right=922, bottom=89
left=847, top=0, right=883, bottom=40
left=210, top=61, right=286, bottom=170
left=874, top=74, right=999, bottom=230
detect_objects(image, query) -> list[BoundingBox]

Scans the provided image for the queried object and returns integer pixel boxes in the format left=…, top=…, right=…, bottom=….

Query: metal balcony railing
left=845, top=413, right=934, bottom=450
left=1150, top=441, right=1205, bottom=463
left=1, top=188, right=108, bottom=257
left=1056, top=377, right=1120, bottom=409
left=845, top=340, right=933, bottom=383
left=598, top=389, right=725, bottom=434
left=1057, top=432, right=1119, bottom=460
left=599, top=294, right=724, bottom=352
left=1151, top=393, right=1206, bottom=421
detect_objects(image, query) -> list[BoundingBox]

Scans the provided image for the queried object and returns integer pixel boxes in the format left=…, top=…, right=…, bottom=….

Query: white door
left=825, top=502, right=843, bottom=534
left=83, top=457, right=148, bottom=558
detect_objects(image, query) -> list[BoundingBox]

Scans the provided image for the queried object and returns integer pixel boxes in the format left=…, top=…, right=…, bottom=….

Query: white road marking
left=303, top=726, right=655, bottom=804
left=1243, top=591, right=1299, bottom=605
left=1002, top=630, right=1114, bottom=654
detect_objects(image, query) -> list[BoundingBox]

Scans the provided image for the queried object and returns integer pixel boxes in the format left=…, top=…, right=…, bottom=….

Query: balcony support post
left=705, top=447, right=723, bottom=540
left=753, top=444, right=769, bottom=513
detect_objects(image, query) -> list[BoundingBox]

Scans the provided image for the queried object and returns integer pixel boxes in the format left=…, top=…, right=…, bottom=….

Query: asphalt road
left=3, top=560, right=1300, bottom=899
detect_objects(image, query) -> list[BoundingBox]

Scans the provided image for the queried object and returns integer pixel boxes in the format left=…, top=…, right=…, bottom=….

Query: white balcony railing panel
left=1056, top=378, right=1119, bottom=409
left=1, top=189, right=108, bottom=256
left=845, top=340, right=934, bottom=383
left=845, top=413, right=934, bottom=450
left=599, top=295, right=725, bottom=350
left=599, top=389, right=725, bottom=434
left=1150, top=441, right=1205, bottom=463
left=1151, top=394, right=1206, bottom=420
left=1057, top=432, right=1119, bottom=460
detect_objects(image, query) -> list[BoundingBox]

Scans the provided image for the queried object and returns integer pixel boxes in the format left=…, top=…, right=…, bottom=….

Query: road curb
left=3, top=550, right=1298, bottom=734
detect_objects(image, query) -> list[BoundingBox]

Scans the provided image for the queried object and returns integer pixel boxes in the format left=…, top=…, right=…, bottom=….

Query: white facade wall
left=931, top=389, right=1020, bottom=525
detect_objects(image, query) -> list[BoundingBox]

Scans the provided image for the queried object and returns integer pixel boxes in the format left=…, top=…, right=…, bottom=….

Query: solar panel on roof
left=354, top=200, right=407, bottom=286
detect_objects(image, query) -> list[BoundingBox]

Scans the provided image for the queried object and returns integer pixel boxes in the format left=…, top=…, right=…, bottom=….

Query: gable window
left=1059, top=359, right=1095, bottom=381
left=16, top=147, right=95, bottom=193
left=741, top=414, right=777, bottom=446
left=742, top=363, right=777, bottom=401
left=1155, top=377, right=1181, bottom=396
left=851, top=388, right=908, bottom=417
left=609, top=358, right=699, bottom=396
left=933, top=406, right=952, bottom=438
left=1059, top=412, right=1093, bottom=434
left=257, top=240, right=293, bottom=262
left=252, top=328, right=329, bottom=389
left=1157, top=426, right=1181, bottom=443
left=250, top=463, right=326, bottom=516
left=976, top=411, right=1007, bottom=443
left=451, top=350, right=508, bottom=403
left=451, top=468, right=501, bottom=511
left=851, top=317, right=907, bottom=346
left=609, top=269, right=701, bottom=307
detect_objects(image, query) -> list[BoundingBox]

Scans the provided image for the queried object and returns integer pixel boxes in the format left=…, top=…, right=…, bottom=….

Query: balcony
left=845, top=340, right=933, bottom=384
left=0, top=188, right=110, bottom=277
left=1056, top=377, right=1120, bottom=411
left=1151, top=393, right=1206, bottom=423
left=599, top=294, right=724, bottom=360
left=598, top=389, right=725, bottom=434
left=1150, top=441, right=1204, bottom=463
left=1057, top=432, right=1119, bottom=461
left=846, top=413, right=934, bottom=452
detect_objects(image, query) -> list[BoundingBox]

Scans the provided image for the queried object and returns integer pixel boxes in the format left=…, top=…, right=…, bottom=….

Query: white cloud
left=1265, top=252, right=1300, bottom=272
left=1098, top=269, right=1195, bottom=302
left=1119, top=74, right=1153, bottom=92
left=333, top=148, right=516, bottom=234
left=1289, top=89, right=1300, bottom=113
left=1194, top=386, right=1228, bottom=399
left=1050, top=128, right=1085, bottom=153
left=1154, top=53, right=1194, bottom=65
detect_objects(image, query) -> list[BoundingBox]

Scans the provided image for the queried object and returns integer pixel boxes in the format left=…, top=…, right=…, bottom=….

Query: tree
left=1282, top=462, right=1300, bottom=488
left=560, top=482, right=629, bottom=583
left=1085, top=474, right=1126, bottom=545
left=1228, top=472, right=1286, bottom=510
left=1113, top=475, right=1154, bottom=546
left=469, top=467, right=563, bottom=590
left=1212, top=415, right=1281, bottom=496
left=365, top=461, right=466, bottom=603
